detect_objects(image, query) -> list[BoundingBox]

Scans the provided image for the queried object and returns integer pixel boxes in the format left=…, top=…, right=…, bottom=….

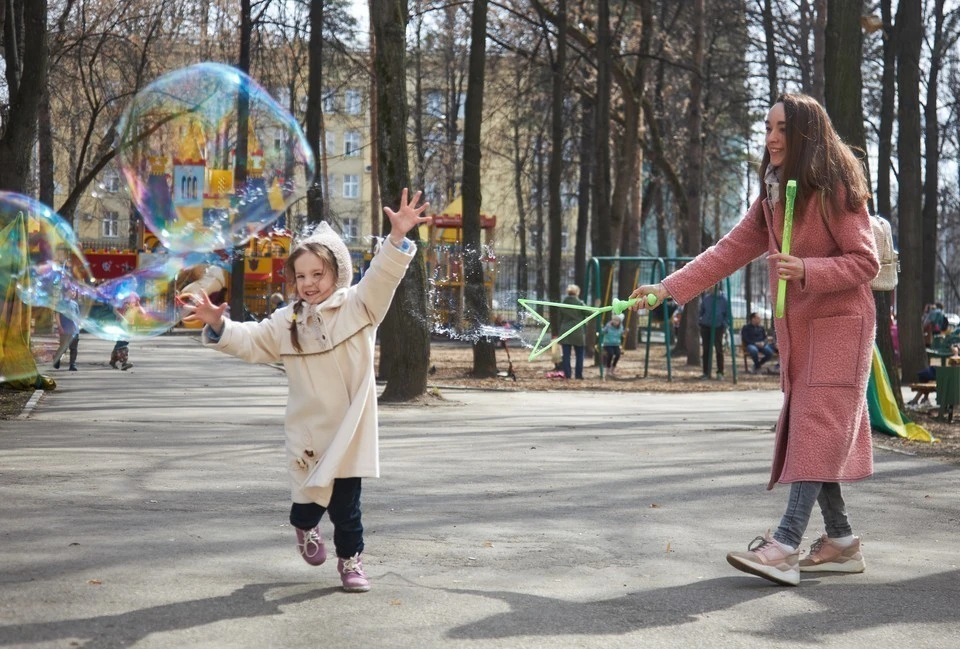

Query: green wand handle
left=775, top=180, right=798, bottom=319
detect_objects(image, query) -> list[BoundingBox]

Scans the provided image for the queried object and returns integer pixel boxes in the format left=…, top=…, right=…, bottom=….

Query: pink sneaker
left=726, top=531, right=800, bottom=586
left=799, top=534, right=866, bottom=573
left=295, top=526, right=327, bottom=566
left=337, top=553, right=371, bottom=592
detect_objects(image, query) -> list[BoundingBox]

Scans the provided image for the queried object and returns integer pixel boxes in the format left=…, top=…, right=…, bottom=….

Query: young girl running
left=182, top=189, right=430, bottom=592
left=632, top=93, right=879, bottom=586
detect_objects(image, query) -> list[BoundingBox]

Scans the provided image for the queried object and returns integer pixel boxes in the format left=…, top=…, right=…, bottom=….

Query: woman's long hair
left=758, top=93, right=870, bottom=219
left=283, top=242, right=338, bottom=352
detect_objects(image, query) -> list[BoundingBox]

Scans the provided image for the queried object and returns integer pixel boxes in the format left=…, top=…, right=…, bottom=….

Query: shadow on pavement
left=0, top=582, right=337, bottom=649
left=444, top=569, right=960, bottom=642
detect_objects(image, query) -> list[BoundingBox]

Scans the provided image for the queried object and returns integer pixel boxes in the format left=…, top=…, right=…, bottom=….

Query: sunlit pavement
left=1, top=335, right=957, bottom=649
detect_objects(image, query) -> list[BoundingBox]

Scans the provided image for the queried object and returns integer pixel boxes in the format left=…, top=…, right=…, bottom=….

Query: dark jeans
left=561, top=344, right=584, bottom=379
left=54, top=333, right=78, bottom=366
left=289, top=477, right=364, bottom=558
left=700, top=326, right=726, bottom=375
left=603, top=345, right=621, bottom=368
left=745, top=343, right=776, bottom=368
left=773, top=481, right=852, bottom=549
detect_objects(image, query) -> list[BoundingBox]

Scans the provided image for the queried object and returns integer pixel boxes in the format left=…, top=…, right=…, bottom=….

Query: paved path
left=1, top=335, right=957, bottom=649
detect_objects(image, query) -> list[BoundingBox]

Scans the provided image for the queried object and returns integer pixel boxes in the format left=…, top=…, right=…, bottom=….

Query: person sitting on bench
left=741, top=312, right=777, bottom=374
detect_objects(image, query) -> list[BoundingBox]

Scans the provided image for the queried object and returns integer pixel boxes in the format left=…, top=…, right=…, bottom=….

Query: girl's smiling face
left=294, top=252, right=337, bottom=305
left=765, top=102, right=787, bottom=168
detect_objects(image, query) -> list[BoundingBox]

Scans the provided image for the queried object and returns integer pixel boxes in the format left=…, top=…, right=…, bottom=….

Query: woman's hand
left=629, top=283, right=670, bottom=311
left=383, top=188, right=432, bottom=245
left=178, top=288, right=228, bottom=334
left=768, top=252, right=805, bottom=282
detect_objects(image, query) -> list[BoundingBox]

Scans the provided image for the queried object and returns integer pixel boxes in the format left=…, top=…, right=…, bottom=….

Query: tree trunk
left=547, top=0, right=566, bottom=319
left=591, top=0, right=613, bottom=348
left=825, top=0, right=872, bottom=200
left=229, top=0, right=252, bottom=324
left=305, top=0, right=325, bottom=225
left=0, top=0, right=47, bottom=192
left=682, top=0, right=705, bottom=368
left=895, top=0, right=925, bottom=384
left=462, top=0, right=496, bottom=377
left=812, top=0, right=826, bottom=103
left=38, top=82, right=53, bottom=207
left=368, top=1, right=380, bottom=242
left=876, top=0, right=895, bottom=219
left=825, top=0, right=902, bottom=407
left=762, top=0, right=779, bottom=103
left=512, top=80, right=529, bottom=323
left=921, top=0, right=945, bottom=306
left=574, top=94, right=593, bottom=290
left=372, top=0, right=432, bottom=401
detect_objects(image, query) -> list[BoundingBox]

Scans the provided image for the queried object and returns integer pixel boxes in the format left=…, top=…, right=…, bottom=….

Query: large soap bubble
left=78, top=252, right=225, bottom=341
left=116, top=62, right=315, bottom=253
left=0, top=191, right=95, bottom=318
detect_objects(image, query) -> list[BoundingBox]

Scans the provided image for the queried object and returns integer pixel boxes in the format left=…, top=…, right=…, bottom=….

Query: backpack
left=869, top=214, right=898, bottom=291
left=818, top=192, right=898, bottom=291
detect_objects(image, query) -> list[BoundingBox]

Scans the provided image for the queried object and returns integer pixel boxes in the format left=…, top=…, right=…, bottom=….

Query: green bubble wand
left=775, top=179, right=798, bottom=319
left=518, top=294, right=658, bottom=361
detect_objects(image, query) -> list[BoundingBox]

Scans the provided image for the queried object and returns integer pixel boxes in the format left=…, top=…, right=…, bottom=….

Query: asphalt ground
left=1, top=335, right=958, bottom=649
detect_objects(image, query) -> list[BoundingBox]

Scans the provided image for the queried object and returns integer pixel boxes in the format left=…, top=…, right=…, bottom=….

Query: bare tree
left=372, top=0, right=431, bottom=400
left=896, top=0, right=925, bottom=383
left=461, top=0, right=496, bottom=376
left=0, top=0, right=48, bottom=191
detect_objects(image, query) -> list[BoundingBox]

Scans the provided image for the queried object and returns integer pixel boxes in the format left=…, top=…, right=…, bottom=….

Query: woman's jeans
left=562, top=344, right=584, bottom=379
left=289, top=477, right=364, bottom=558
left=773, top=481, right=853, bottom=549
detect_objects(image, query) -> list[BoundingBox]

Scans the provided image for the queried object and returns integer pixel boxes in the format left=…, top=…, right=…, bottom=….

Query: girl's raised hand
left=178, top=288, right=228, bottom=334
left=383, top=188, right=431, bottom=244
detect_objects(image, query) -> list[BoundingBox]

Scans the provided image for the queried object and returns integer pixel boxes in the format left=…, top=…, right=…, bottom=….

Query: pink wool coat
left=662, top=190, right=880, bottom=490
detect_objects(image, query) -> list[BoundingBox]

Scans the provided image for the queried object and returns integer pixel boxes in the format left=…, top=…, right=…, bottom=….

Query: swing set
left=583, top=256, right=738, bottom=383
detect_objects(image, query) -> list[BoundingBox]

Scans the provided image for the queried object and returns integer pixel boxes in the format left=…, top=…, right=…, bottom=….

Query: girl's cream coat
left=663, top=190, right=879, bottom=490
left=203, top=242, right=415, bottom=506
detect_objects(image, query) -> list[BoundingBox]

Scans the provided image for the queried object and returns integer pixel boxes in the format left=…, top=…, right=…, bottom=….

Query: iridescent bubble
left=0, top=192, right=96, bottom=383
left=116, top=62, right=315, bottom=253
left=78, top=253, right=222, bottom=341
left=0, top=191, right=95, bottom=317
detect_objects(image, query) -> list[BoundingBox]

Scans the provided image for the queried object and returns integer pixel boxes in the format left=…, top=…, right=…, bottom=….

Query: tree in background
left=896, top=0, right=925, bottom=384
left=461, top=0, right=497, bottom=376
left=372, top=0, right=432, bottom=400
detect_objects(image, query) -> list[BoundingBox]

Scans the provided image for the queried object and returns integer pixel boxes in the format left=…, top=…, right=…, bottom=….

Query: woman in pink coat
left=632, top=93, right=879, bottom=586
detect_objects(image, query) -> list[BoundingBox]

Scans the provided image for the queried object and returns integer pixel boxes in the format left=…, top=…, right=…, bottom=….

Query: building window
left=322, top=88, right=336, bottom=113
left=344, top=89, right=362, bottom=115
left=103, top=172, right=121, bottom=193
left=344, top=131, right=361, bottom=157
left=341, top=217, right=359, bottom=242
left=343, top=174, right=360, bottom=199
left=426, top=90, right=443, bottom=117
left=103, top=211, right=119, bottom=238
left=274, top=136, right=283, bottom=152
left=325, top=132, right=336, bottom=156
left=326, top=174, right=337, bottom=197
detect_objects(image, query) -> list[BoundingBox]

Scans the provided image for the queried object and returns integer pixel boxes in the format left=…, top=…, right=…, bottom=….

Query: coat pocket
left=807, top=315, right=864, bottom=387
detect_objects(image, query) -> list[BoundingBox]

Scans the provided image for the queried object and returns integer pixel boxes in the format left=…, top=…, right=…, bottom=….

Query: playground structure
left=423, top=197, right=497, bottom=332
left=584, top=256, right=738, bottom=382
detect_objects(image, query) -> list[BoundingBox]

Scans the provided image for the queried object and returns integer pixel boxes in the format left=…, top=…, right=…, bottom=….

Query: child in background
left=181, top=189, right=430, bottom=593
left=52, top=287, right=81, bottom=371
left=600, top=314, right=625, bottom=377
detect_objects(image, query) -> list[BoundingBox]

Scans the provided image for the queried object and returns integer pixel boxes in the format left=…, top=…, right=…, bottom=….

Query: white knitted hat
left=298, top=221, right=353, bottom=290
